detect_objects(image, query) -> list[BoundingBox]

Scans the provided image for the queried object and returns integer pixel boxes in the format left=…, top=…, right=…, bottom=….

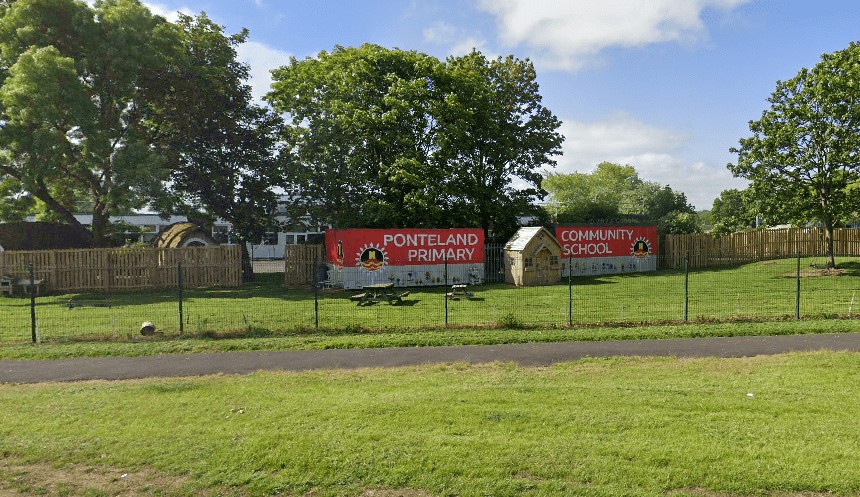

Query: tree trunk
left=824, top=221, right=836, bottom=268
left=90, top=203, right=111, bottom=247
left=240, top=241, right=255, bottom=282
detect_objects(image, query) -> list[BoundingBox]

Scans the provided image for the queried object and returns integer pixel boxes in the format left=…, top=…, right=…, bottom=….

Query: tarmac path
left=3, top=333, right=860, bottom=384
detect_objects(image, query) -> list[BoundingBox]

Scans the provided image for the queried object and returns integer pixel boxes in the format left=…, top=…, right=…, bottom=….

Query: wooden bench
left=349, top=293, right=368, bottom=302
left=447, top=284, right=474, bottom=299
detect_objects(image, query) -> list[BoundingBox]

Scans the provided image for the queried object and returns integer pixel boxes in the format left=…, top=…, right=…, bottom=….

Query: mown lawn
left=3, top=352, right=860, bottom=496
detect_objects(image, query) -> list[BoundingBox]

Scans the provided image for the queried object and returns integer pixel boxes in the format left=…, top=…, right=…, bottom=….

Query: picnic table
left=446, top=284, right=475, bottom=299
left=15, top=278, right=45, bottom=296
left=350, top=283, right=410, bottom=305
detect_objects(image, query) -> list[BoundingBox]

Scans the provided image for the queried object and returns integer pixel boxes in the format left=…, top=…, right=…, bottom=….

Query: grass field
left=3, top=257, right=860, bottom=495
left=2, top=256, right=860, bottom=343
left=3, top=352, right=860, bottom=496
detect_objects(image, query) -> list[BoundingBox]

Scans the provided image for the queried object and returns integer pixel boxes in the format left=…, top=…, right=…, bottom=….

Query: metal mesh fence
left=2, top=254, right=859, bottom=342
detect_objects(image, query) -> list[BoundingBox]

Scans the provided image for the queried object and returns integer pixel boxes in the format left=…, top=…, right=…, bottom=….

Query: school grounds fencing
left=2, top=251, right=859, bottom=343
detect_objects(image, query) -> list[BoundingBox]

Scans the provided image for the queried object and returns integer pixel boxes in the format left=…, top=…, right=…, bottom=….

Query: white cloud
left=477, top=0, right=751, bottom=70
left=236, top=41, right=293, bottom=104
left=423, top=21, right=489, bottom=57
left=553, top=112, right=746, bottom=210
left=142, top=2, right=193, bottom=22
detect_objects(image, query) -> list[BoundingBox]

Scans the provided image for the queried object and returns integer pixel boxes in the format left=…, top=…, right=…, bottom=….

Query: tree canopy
left=267, top=44, right=562, bottom=241
left=729, top=41, right=860, bottom=267
left=543, top=162, right=699, bottom=233
left=709, top=188, right=757, bottom=237
left=0, top=0, right=179, bottom=245
left=0, top=0, right=284, bottom=249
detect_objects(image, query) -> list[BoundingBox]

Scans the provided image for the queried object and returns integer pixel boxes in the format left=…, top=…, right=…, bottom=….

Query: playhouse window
left=524, top=257, right=534, bottom=271
left=550, top=256, right=559, bottom=268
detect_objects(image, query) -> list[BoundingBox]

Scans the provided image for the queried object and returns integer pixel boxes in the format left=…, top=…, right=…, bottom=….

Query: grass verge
left=2, top=352, right=860, bottom=496
left=0, top=318, right=858, bottom=360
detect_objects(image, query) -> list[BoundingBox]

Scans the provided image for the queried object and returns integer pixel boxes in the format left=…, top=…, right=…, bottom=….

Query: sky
left=136, top=0, right=860, bottom=211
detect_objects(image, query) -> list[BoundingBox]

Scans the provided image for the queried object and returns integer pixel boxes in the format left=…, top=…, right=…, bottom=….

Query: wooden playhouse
left=504, top=227, right=563, bottom=286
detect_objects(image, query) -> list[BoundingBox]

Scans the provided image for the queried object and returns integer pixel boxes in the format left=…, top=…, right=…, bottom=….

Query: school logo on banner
left=357, top=244, right=387, bottom=272
left=632, top=238, right=652, bottom=259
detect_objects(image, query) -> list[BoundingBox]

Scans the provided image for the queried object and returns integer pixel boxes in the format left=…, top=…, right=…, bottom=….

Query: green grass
left=0, top=318, right=857, bottom=360
left=3, top=352, right=860, bottom=496
left=2, top=256, right=860, bottom=344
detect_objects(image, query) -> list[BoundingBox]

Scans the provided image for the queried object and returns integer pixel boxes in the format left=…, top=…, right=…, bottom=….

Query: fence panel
left=0, top=246, right=240, bottom=294
left=661, top=228, right=860, bottom=268
left=284, top=245, right=325, bottom=287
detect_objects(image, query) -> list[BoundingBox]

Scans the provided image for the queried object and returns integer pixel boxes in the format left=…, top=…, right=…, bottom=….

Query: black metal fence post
left=314, top=259, right=319, bottom=331
left=568, top=255, right=573, bottom=326
left=178, top=262, right=184, bottom=334
left=444, top=257, right=449, bottom=326
left=29, top=264, right=36, bottom=343
left=684, top=252, right=689, bottom=322
left=796, top=252, right=801, bottom=320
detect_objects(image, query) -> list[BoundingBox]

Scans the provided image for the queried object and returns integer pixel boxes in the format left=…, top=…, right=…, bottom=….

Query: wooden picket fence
left=0, top=245, right=242, bottom=293
left=284, top=244, right=325, bottom=287
left=661, top=228, right=860, bottom=268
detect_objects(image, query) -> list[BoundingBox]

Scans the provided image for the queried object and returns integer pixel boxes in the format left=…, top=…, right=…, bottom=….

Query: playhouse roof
left=504, top=226, right=560, bottom=252
left=150, top=222, right=217, bottom=248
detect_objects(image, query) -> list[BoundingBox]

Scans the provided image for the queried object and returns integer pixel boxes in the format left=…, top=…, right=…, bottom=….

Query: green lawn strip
left=2, top=353, right=859, bottom=496
left=0, top=318, right=856, bottom=360
left=2, top=255, right=860, bottom=350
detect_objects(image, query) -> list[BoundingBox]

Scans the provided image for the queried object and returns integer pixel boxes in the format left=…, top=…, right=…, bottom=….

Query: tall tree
left=268, top=44, right=446, bottom=230
left=145, top=13, right=285, bottom=272
left=729, top=42, right=860, bottom=267
left=0, top=0, right=178, bottom=245
left=267, top=45, right=563, bottom=240
left=438, top=51, right=563, bottom=240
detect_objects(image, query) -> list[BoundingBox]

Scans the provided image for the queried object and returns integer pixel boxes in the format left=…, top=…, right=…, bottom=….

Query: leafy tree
left=267, top=45, right=563, bottom=241
left=543, top=162, right=641, bottom=223
left=0, top=0, right=178, bottom=245
left=710, top=188, right=756, bottom=236
left=436, top=50, right=563, bottom=240
left=144, top=13, right=285, bottom=277
left=268, top=44, right=446, bottom=231
left=657, top=211, right=702, bottom=235
left=729, top=42, right=860, bottom=267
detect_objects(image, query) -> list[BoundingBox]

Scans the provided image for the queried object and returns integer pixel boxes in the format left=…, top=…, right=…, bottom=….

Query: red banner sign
left=555, top=226, right=657, bottom=259
left=327, top=229, right=485, bottom=269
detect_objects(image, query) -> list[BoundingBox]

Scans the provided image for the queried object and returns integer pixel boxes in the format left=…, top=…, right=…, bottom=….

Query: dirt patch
left=0, top=462, right=191, bottom=496
left=793, top=268, right=846, bottom=278
left=360, top=490, right=433, bottom=497
left=0, top=461, right=434, bottom=497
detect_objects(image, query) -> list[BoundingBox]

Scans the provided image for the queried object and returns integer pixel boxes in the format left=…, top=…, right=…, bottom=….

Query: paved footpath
left=3, top=333, right=860, bottom=384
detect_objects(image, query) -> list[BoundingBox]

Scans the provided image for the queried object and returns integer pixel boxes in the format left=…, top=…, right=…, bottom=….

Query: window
left=524, top=257, right=534, bottom=271
left=550, top=256, right=559, bottom=268
left=212, top=226, right=231, bottom=244
left=296, top=234, right=306, bottom=243
left=263, top=232, right=278, bottom=245
left=284, top=234, right=295, bottom=245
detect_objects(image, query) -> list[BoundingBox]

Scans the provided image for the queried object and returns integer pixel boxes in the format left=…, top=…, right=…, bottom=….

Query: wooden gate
left=284, top=245, right=325, bottom=287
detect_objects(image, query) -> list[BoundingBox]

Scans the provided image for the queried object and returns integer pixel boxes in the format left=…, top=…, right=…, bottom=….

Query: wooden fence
left=0, top=245, right=242, bottom=294
left=284, top=244, right=325, bottom=287
left=661, top=228, right=860, bottom=268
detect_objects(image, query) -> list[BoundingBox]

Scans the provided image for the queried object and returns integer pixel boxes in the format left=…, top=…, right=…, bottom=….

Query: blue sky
left=138, top=0, right=860, bottom=211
